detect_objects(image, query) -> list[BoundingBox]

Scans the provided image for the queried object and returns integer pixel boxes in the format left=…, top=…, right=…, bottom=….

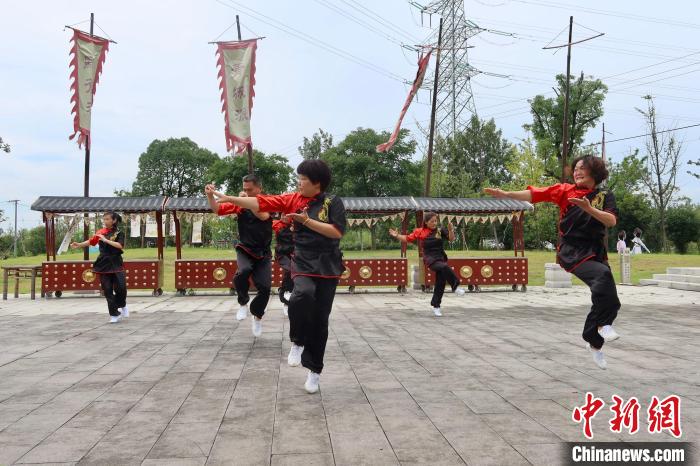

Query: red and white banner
left=68, top=28, right=110, bottom=149
left=377, top=49, right=432, bottom=153
left=215, top=39, right=258, bottom=154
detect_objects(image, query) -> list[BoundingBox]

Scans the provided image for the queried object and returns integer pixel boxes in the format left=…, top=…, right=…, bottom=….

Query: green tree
left=131, top=138, right=220, bottom=197
left=434, top=115, right=513, bottom=197
left=298, top=129, right=334, bottom=160
left=321, top=128, right=422, bottom=197
left=209, top=150, right=294, bottom=195
left=504, top=137, right=558, bottom=249
left=525, top=73, right=608, bottom=181
left=637, top=95, right=683, bottom=252
left=0, top=136, right=10, bottom=153
left=606, top=149, right=657, bottom=249
left=666, top=204, right=700, bottom=254
left=688, top=158, right=700, bottom=180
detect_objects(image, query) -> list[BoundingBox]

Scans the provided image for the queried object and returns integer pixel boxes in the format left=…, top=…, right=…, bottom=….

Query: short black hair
left=571, top=155, right=609, bottom=185
left=242, top=174, right=261, bottom=187
left=297, top=159, right=332, bottom=192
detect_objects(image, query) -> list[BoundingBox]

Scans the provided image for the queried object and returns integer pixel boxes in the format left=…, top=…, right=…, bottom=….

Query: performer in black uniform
left=214, top=160, right=346, bottom=394
left=70, top=212, right=128, bottom=323
left=273, top=217, right=294, bottom=318
left=206, top=174, right=272, bottom=338
left=389, top=212, right=465, bottom=317
left=485, top=155, right=620, bottom=370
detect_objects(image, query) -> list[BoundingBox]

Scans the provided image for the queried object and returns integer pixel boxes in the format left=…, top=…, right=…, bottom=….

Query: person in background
left=70, top=212, right=128, bottom=323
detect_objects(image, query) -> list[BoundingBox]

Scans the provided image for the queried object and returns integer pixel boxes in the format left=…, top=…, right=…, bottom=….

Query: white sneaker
left=432, top=307, right=442, bottom=317
left=120, top=306, right=129, bottom=318
left=598, top=325, right=620, bottom=342
left=304, top=371, right=320, bottom=394
left=454, top=287, right=466, bottom=296
left=288, top=344, right=303, bottom=366
left=252, top=317, right=262, bottom=337
left=282, top=304, right=288, bottom=317
left=109, top=315, right=121, bottom=324
left=236, top=305, right=248, bottom=321
left=283, top=291, right=292, bottom=301
left=587, top=343, right=607, bottom=370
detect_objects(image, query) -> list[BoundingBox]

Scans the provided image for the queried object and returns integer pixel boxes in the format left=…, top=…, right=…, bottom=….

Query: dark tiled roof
left=31, top=196, right=166, bottom=213
left=164, top=197, right=211, bottom=213
left=413, top=197, right=533, bottom=213
left=341, top=197, right=416, bottom=213
left=163, top=196, right=533, bottom=214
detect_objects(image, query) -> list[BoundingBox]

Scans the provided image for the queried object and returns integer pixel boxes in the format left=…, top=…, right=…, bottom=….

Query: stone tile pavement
left=0, top=285, right=698, bottom=465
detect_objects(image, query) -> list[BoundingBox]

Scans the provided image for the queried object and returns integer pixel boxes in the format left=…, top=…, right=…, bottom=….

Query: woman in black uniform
left=485, top=155, right=620, bottom=370
left=213, top=160, right=345, bottom=394
left=389, top=212, right=465, bottom=317
left=70, top=212, right=128, bottom=323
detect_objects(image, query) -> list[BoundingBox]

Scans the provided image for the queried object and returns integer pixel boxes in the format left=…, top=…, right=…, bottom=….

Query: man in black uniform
left=206, top=175, right=272, bottom=338
left=212, top=160, right=346, bottom=394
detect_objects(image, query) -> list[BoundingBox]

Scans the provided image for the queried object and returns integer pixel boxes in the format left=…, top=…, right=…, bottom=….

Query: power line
left=312, top=0, right=406, bottom=46
left=585, top=123, right=700, bottom=147
left=339, top=0, right=422, bottom=43
left=510, top=0, right=700, bottom=31
left=216, top=0, right=406, bottom=82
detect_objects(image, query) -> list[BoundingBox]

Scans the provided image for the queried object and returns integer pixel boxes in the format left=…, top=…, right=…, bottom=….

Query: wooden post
left=400, top=212, right=408, bottom=259
left=43, top=213, right=50, bottom=261
left=174, top=211, right=182, bottom=260
left=156, top=212, right=164, bottom=261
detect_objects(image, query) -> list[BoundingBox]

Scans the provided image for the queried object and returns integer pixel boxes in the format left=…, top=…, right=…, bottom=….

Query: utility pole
left=543, top=17, right=603, bottom=183
left=561, top=16, right=573, bottom=183
left=236, top=15, right=255, bottom=175
left=82, top=12, right=95, bottom=261
left=7, top=200, right=19, bottom=256
left=424, top=18, right=443, bottom=197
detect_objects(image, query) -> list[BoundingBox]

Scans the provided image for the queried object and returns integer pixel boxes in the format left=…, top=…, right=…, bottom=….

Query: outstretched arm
left=205, top=184, right=220, bottom=214
left=215, top=192, right=261, bottom=212
left=389, top=228, right=409, bottom=243
left=483, top=187, right=533, bottom=202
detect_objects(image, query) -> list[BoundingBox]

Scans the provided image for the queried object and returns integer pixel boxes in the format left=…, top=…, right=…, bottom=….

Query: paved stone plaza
left=0, top=285, right=698, bottom=465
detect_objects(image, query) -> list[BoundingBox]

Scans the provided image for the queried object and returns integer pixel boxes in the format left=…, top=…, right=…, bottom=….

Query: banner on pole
left=215, top=39, right=258, bottom=154
left=68, top=28, right=110, bottom=149
left=376, top=49, right=432, bottom=153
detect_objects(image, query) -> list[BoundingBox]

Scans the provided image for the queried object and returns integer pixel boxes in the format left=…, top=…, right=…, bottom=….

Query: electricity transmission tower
left=411, top=0, right=485, bottom=138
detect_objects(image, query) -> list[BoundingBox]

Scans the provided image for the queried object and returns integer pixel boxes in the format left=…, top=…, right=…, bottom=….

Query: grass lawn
left=1, top=247, right=698, bottom=294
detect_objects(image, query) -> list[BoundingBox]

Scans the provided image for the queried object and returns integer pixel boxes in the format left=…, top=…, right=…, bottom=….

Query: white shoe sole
left=304, top=383, right=319, bottom=394
left=587, top=344, right=607, bottom=370
left=236, top=310, right=247, bottom=321
left=252, top=320, right=262, bottom=337
left=599, top=332, right=620, bottom=342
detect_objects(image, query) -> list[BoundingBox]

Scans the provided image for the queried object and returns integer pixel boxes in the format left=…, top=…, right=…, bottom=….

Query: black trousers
left=571, top=260, right=621, bottom=350
left=429, top=261, right=460, bottom=308
left=278, top=268, right=293, bottom=305
left=99, top=272, right=127, bottom=317
left=234, top=250, right=271, bottom=319
left=288, top=275, right=339, bottom=374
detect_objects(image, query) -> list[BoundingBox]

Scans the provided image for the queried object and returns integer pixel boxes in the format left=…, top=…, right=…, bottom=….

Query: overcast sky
left=1, top=0, right=699, bottom=230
